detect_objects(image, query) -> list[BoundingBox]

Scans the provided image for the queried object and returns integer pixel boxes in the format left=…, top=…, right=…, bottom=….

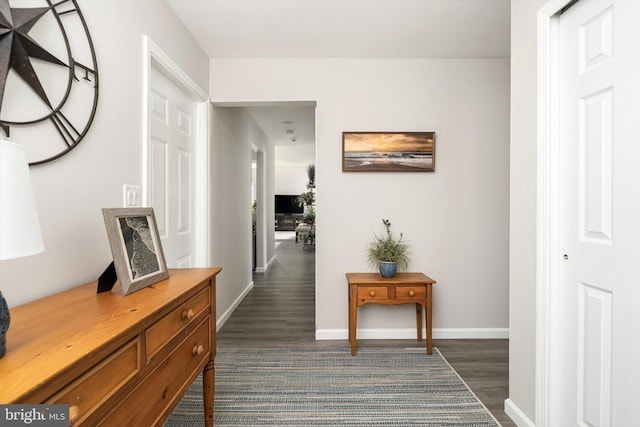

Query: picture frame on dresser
left=102, top=207, right=169, bottom=295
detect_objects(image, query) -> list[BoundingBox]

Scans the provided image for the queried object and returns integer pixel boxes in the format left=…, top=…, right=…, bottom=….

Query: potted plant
left=302, top=207, right=315, bottom=224
left=367, top=219, right=410, bottom=278
left=306, top=164, right=315, bottom=188
left=298, top=191, right=315, bottom=207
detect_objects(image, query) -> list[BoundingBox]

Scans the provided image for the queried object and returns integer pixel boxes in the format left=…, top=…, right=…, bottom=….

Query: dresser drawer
left=146, top=287, right=210, bottom=359
left=48, top=338, right=140, bottom=425
left=396, top=286, right=426, bottom=300
left=99, top=317, right=211, bottom=427
left=357, top=286, right=388, bottom=300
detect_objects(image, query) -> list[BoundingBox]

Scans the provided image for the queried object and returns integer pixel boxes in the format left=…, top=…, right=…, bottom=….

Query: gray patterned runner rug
left=165, top=346, right=502, bottom=426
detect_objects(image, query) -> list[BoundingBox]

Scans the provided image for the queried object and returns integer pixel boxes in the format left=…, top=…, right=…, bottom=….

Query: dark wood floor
left=217, top=237, right=515, bottom=426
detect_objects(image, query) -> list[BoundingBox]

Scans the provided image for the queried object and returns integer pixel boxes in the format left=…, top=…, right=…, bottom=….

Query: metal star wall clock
left=0, top=0, right=98, bottom=165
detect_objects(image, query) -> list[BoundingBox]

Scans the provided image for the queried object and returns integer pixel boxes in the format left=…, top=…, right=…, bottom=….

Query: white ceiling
left=166, top=0, right=510, bottom=59
left=246, top=105, right=316, bottom=166
left=166, top=0, right=511, bottom=165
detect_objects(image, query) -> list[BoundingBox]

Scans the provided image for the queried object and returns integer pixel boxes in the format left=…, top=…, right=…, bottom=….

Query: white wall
left=210, top=107, right=275, bottom=321
left=507, top=0, right=546, bottom=424
left=210, top=58, right=510, bottom=338
left=0, top=1, right=209, bottom=307
left=275, top=164, right=309, bottom=195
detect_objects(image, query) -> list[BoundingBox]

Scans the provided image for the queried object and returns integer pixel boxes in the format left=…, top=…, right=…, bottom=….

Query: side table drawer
left=396, top=286, right=426, bottom=300
left=146, top=287, right=210, bottom=359
left=99, top=317, right=211, bottom=427
left=48, top=338, right=140, bottom=425
left=357, top=286, right=388, bottom=300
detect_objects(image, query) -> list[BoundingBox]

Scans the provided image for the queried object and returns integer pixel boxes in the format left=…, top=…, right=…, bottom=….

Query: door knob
left=563, top=254, right=569, bottom=260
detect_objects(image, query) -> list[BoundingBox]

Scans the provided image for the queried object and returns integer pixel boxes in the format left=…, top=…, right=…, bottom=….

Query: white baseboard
left=504, top=398, right=535, bottom=427
left=315, top=329, right=346, bottom=340
left=216, top=281, right=254, bottom=332
left=255, top=254, right=276, bottom=273
left=316, top=328, right=509, bottom=340
left=433, top=328, right=509, bottom=339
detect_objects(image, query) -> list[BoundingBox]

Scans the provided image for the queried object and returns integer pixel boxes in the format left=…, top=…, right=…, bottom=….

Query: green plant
left=298, top=191, right=315, bottom=206
left=307, top=164, right=315, bottom=188
left=302, top=207, right=315, bottom=223
left=366, top=219, right=410, bottom=271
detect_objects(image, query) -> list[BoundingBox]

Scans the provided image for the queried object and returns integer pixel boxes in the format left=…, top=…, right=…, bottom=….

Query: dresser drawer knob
left=69, top=405, right=80, bottom=425
left=181, top=309, right=195, bottom=321
left=192, top=344, right=205, bottom=356
left=408, top=290, right=415, bottom=297
left=369, top=291, right=376, bottom=297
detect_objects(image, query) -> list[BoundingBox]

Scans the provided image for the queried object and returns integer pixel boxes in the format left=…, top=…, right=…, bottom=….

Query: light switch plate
left=123, top=185, right=141, bottom=208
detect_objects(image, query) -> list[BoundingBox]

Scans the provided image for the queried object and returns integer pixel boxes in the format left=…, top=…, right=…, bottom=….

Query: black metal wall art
left=0, top=0, right=98, bottom=165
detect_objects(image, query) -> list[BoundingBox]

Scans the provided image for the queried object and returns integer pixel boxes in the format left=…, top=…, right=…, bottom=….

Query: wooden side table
left=346, top=272, right=436, bottom=356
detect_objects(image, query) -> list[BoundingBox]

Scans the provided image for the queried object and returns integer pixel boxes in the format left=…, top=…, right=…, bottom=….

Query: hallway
left=217, top=237, right=514, bottom=426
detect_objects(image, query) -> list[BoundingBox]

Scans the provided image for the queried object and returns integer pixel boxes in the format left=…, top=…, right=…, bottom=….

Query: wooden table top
left=0, top=267, right=221, bottom=403
left=346, top=272, right=436, bottom=285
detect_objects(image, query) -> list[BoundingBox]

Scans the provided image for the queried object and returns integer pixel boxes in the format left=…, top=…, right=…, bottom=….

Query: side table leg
left=426, top=285, right=433, bottom=355
left=416, top=303, right=423, bottom=341
left=349, top=287, right=357, bottom=356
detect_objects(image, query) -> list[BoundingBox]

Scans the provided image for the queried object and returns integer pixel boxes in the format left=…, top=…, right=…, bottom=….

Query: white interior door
left=149, top=67, right=197, bottom=268
left=558, top=1, right=640, bottom=425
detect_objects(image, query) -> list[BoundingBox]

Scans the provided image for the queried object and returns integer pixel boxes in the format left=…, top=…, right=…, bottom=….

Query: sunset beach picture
left=342, top=132, right=435, bottom=172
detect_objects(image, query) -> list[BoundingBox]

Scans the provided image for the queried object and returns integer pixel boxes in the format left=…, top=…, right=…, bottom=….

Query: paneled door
left=149, top=67, right=197, bottom=268
left=558, top=1, right=640, bottom=425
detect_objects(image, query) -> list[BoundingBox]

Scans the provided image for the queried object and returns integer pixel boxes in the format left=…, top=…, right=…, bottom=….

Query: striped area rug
left=165, top=346, right=502, bottom=426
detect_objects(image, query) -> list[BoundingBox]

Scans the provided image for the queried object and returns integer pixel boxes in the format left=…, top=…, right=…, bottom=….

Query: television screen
left=275, top=195, right=303, bottom=214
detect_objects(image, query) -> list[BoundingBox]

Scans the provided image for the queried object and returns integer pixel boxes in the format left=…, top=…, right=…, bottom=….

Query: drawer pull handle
left=69, top=405, right=80, bottom=425
left=369, top=291, right=376, bottom=297
left=192, top=344, right=205, bottom=356
left=408, top=290, right=415, bottom=297
left=182, top=309, right=195, bottom=321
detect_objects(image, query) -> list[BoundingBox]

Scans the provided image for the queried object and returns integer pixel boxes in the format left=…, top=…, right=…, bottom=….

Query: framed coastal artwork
left=342, top=132, right=436, bottom=172
left=102, top=207, right=169, bottom=295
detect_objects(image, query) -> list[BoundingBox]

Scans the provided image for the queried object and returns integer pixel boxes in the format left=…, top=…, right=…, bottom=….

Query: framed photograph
left=102, top=207, right=169, bottom=295
left=342, top=132, right=435, bottom=172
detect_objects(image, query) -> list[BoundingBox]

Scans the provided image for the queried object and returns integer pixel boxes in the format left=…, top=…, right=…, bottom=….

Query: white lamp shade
left=0, top=141, right=45, bottom=260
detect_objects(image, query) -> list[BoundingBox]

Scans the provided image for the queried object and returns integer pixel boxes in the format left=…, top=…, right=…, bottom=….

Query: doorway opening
left=210, top=101, right=317, bottom=334
left=252, top=147, right=266, bottom=272
left=246, top=104, right=316, bottom=256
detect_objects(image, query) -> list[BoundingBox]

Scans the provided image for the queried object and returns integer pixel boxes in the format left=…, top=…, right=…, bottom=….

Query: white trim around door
left=142, top=36, right=211, bottom=268
left=536, top=1, right=580, bottom=426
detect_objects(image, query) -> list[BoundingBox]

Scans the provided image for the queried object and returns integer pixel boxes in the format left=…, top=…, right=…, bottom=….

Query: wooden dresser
left=0, top=267, right=221, bottom=426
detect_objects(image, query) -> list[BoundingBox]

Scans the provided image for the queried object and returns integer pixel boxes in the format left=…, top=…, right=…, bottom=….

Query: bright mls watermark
left=0, top=405, right=69, bottom=426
